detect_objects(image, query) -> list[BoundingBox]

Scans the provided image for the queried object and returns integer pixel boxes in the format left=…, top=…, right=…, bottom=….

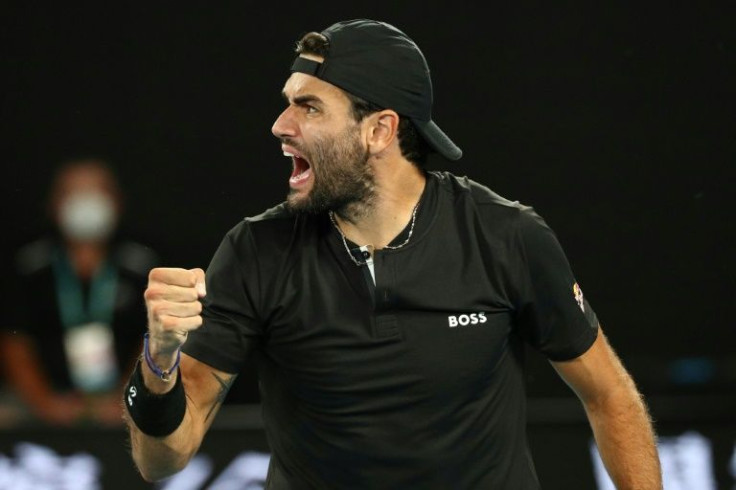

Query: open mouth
left=285, top=149, right=312, bottom=186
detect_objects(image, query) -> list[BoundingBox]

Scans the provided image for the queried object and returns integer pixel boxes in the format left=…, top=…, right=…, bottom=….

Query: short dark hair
left=296, top=32, right=429, bottom=167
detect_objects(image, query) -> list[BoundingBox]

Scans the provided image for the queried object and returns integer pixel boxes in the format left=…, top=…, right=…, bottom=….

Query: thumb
left=190, top=268, right=207, bottom=297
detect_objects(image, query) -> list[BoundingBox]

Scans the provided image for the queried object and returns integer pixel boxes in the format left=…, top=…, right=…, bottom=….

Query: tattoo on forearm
left=205, top=372, right=237, bottom=422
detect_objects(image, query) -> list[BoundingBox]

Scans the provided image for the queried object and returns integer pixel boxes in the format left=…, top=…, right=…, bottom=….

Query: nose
left=271, top=106, right=297, bottom=140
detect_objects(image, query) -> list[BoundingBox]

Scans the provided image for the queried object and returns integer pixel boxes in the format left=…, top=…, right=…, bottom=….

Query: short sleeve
left=514, top=208, right=599, bottom=361
left=182, top=222, right=263, bottom=374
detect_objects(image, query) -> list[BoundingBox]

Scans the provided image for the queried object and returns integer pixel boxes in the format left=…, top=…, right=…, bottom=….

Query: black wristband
left=124, top=359, right=186, bottom=437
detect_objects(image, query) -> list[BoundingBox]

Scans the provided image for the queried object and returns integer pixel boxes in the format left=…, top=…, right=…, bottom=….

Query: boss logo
left=448, top=312, right=487, bottom=327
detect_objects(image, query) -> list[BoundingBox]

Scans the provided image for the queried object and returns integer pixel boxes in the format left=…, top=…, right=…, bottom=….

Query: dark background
left=2, top=3, right=734, bottom=401
left=2, top=419, right=733, bottom=489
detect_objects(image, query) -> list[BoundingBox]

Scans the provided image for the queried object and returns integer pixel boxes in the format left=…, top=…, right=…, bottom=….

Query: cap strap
left=291, top=57, right=324, bottom=77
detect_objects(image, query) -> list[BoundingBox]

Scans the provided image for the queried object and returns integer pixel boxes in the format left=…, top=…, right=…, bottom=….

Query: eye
left=305, top=105, right=319, bottom=114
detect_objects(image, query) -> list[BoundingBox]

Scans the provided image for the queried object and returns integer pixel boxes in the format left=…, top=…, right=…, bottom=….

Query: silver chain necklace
left=328, top=200, right=421, bottom=266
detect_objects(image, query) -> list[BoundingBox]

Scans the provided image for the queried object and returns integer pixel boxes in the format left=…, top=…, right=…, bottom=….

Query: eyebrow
left=281, top=91, right=323, bottom=106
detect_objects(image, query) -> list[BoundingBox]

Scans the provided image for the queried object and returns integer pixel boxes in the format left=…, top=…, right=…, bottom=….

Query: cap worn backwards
left=291, top=19, right=462, bottom=161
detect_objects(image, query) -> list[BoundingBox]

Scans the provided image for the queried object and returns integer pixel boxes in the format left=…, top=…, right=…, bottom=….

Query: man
left=2, top=158, right=157, bottom=426
left=124, top=19, right=662, bottom=488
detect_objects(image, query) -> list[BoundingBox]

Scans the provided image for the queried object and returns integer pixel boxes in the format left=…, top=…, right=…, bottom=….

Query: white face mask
left=59, top=191, right=117, bottom=241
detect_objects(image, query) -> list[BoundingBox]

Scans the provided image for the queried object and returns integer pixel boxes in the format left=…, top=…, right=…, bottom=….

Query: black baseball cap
left=290, top=19, right=462, bottom=161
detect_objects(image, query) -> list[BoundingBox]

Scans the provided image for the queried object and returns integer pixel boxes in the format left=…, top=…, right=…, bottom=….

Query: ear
left=366, top=110, right=400, bottom=155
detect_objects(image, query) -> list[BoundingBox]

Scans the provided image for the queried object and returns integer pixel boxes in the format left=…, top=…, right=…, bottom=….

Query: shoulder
left=431, top=171, right=542, bottom=229
left=245, top=202, right=293, bottom=224
left=219, top=202, right=321, bottom=256
left=432, top=171, right=526, bottom=210
left=14, top=237, right=55, bottom=277
left=112, top=240, right=160, bottom=277
left=226, top=202, right=295, bottom=246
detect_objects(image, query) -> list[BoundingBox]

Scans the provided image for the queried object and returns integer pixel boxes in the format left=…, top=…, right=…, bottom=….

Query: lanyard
left=52, top=247, right=118, bottom=329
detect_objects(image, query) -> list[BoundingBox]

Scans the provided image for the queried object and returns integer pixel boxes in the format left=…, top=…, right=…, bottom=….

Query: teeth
left=289, top=167, right=311, bottom=184
left=283, top=151, right=294, bottom=157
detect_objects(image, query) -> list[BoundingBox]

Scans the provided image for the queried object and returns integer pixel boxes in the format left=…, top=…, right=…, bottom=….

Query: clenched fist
left=144, top=267, right=206, bottom=356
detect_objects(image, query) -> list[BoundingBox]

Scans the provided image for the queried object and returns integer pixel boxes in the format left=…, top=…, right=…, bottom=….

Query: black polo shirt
left=183, top=171, right=599, bottom=489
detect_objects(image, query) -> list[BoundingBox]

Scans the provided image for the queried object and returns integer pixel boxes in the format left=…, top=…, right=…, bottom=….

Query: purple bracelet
left=143, top=333, right=181, bottom=382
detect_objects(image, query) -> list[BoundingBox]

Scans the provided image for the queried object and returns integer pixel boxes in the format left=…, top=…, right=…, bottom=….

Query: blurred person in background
left=0, top=157, right=158, bottom=426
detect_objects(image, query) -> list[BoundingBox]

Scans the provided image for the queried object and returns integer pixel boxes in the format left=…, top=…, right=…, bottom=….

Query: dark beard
left=286, top=125, right=374, bottom=215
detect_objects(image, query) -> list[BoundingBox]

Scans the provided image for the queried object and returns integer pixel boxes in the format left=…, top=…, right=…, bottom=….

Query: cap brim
left=413, top=119, right=462, bottom=161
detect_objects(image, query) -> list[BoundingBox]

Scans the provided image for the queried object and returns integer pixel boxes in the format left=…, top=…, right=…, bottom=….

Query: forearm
left=125, top=352, right=202, bottom=481
left=584, top=384, right=662, bottom=489
left=2, top=335, right=51, bottom=404
left=126, top=266, right=222, bottom=481
left=552, top=332, right=663, bottom=489
left=7, top=358, right=56, bottom=410
left=126, top=397, right=199, bottom=481
left=1, top=335, right=81, bottom=419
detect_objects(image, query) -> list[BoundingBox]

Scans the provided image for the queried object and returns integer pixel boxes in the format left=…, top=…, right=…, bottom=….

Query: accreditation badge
left=63, top=322, right=119, bottom=393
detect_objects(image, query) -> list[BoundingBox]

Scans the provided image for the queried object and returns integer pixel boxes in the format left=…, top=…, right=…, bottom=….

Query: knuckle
left=149, top=303, right=166, bottom=319
left=160, top=316, right=179, bottom=329
left=187, top=272, right=198, bottom=287
left=143, top=286, right=159, bottom=301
